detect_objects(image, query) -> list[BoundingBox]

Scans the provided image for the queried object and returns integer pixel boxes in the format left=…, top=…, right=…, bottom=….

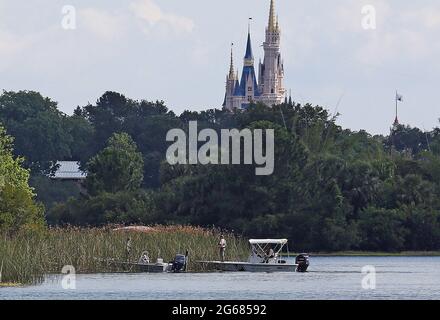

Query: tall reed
left=0, top=226, right=249, bottom=285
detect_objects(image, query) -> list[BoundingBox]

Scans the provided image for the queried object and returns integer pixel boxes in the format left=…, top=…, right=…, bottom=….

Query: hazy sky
left=1, top=0, right=439, bottom=134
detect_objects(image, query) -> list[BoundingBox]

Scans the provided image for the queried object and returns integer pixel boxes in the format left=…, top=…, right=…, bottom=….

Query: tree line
left=1, top=90, right=439, bottom=251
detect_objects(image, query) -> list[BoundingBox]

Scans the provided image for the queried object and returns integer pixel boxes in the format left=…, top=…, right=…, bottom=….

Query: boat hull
left=105, top=260, right=170, bottom=273
left=199, top=261, right=298, bottom=273
left=133, top=263, right=169, bottom=273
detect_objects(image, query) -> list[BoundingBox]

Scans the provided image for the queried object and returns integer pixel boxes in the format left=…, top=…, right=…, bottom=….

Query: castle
left=223, top=0, right=286, bottom=110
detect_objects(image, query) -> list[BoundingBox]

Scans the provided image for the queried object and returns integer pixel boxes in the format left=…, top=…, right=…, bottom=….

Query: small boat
left=130, top=251, right=170, bottom=273
left=103, top=251, right=189, bottom=273
left=198, top=239, right=309, bottom=273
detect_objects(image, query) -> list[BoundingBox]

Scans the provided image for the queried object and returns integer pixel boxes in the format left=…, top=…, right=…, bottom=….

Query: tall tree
left=0, top=91, right=72, bottom=171
left=0, top=126, right=45, bottom=233
left=85, top=133, right=144, bottom=196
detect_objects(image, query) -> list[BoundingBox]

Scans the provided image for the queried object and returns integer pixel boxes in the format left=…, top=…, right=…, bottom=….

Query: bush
left=358, top=207, right=408, bottom=251
left=85, top=133, right=144, bottom=196
left=0, top=126, right=45, bottom=234
left=48, top=190, right=155, bottom=226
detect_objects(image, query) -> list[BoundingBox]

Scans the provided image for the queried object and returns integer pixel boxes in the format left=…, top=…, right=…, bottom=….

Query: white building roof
left=52, top=161, right=87, bottom=180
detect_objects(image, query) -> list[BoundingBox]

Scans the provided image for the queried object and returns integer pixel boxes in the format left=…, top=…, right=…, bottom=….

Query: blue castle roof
left=234, top=65, right=260, bottom=97
left=244, top=32, right=253, bottom=60
left=233, top=31, right=260, bottom=98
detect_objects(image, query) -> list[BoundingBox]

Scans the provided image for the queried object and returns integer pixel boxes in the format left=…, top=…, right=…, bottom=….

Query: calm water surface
left=1, top=257, right=439, bottom=300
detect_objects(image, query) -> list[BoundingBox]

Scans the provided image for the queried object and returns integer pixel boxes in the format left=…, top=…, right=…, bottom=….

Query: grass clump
left=0, top=226, right=249, bottom=285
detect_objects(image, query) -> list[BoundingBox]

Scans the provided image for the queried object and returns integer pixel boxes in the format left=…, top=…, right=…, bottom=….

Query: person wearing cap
left=218, top=235, right=227, bottom=262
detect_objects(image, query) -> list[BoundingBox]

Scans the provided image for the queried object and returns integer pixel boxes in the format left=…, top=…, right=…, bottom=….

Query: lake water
left=1, top=257, right=439, bottom=300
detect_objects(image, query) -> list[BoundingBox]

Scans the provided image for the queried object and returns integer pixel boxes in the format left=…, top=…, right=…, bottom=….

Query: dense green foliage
left=1, top=90, right=439, bottom=251
left=0, top=91, right=76, bottom=172
left=85, top=133, right=144, bottom=196
left=49, top=132, right=151, bottom=225
left=49, top=190, right=155, bottom=226
left=0, top=126, right=45, bottom=234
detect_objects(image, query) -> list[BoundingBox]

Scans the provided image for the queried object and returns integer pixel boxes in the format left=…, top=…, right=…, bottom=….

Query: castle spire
left=245, top=32, right=253, bottom=60
left=244, top=26, right=254, bottom=66
left=228, top=43, right=235, bottom=79
left=268, top=0, right=276, bottom=32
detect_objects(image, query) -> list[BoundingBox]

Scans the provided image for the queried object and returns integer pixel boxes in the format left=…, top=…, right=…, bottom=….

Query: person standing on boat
left=218, top=235, right=227, bottom=262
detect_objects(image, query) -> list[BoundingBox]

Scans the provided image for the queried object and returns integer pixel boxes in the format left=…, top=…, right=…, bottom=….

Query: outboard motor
left=295, top=254, right=310, bottom=273
left=169, top=251, right=188, bottom=273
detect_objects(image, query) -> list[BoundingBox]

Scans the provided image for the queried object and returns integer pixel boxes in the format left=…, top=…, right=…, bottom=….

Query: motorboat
left=130, top=251, right=170, bottom=273
left=198, top=239, right=309, bottom=273
left=103, top=251, right=189, bottom=273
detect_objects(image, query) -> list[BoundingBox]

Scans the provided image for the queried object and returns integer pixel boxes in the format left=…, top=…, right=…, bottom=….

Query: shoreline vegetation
left=0, top=283, right=23, bottom=287
left=0, top=226, right=249, bottom=286
left=2, top=225, right=440, bottom=287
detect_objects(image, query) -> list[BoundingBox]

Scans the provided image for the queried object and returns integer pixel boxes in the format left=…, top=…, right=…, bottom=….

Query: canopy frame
left=249, top=239, right=288, bottom=245
left=248, top=239, right=288, bottom=263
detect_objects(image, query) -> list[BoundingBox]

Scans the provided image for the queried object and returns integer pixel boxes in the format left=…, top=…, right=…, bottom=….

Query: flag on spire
left=394, top=91, right=403, bottom=126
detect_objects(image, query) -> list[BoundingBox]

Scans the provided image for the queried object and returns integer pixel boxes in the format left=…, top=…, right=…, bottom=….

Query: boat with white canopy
left=198, top=239, right=309, bottom=273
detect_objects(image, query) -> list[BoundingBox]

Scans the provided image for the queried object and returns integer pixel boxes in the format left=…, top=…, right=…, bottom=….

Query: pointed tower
left=229, top=45, right=235, bottom=79
left=268, top=0, right=276, bottom=32
left=244, top=31, right=254, bottom=67
left=260, top=0, right=286, bottom=105
left=223, top=44, right=237, bottom=109
left=237, top=28, right=260, bottom=106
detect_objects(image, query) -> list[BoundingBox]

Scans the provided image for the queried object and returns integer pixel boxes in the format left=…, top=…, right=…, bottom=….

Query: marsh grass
left=0, top=226, right=249, bottom=285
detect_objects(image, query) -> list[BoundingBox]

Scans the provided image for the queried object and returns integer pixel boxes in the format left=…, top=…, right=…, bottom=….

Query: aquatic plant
left=0, top=226, right=249, bottom=285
